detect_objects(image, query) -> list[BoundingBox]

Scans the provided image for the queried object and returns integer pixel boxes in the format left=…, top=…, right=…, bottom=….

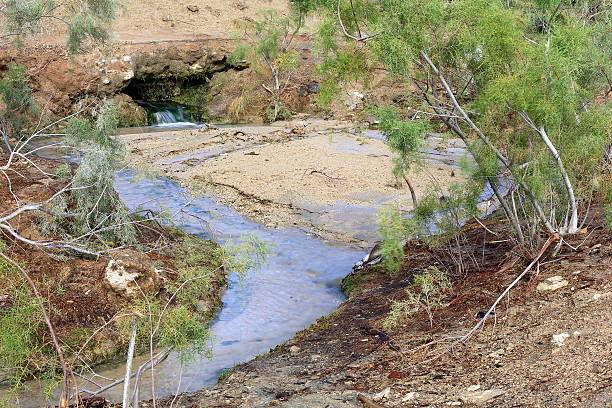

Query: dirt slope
left=150, top=210, right=612, bottom=408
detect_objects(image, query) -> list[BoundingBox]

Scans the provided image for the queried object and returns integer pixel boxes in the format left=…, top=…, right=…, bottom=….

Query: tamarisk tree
left=311, top=0, right=611, bottom=248
left=229, top=5, right=308, bottom=122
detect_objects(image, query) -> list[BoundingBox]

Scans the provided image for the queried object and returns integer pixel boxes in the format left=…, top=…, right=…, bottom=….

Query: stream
left=9, top=107, right=503, bottom=406
left=9, top=118, right=366, bottom=406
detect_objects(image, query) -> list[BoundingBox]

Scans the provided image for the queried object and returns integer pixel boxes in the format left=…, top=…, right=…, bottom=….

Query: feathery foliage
left=308, top=0, right=611, bottom=253
left=2, top=0, right=117, bottom=53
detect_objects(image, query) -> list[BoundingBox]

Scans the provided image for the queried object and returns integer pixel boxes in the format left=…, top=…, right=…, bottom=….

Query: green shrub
left=383, top=266, right=451, bottom=331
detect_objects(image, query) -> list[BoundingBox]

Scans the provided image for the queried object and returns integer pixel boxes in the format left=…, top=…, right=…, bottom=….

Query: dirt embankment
left=0, top=154, right=228, bottom=379
left=121, top=119, right=465, bottom=244
left=151, top=207, right=612, bottom=408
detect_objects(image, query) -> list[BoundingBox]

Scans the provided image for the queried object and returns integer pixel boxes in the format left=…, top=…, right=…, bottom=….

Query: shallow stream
left=10, top=169, right=364, bottom=406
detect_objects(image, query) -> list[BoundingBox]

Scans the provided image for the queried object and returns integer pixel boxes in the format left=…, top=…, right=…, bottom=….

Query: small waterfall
left=136, top=101, right=198, bottom=126
left=153, top=107, right=186, bottom=124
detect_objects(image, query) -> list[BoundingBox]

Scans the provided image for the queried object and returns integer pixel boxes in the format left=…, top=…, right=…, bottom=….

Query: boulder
left=104, top=250, right=161, bottom=299
left=112, top=93, right=148, bottom=127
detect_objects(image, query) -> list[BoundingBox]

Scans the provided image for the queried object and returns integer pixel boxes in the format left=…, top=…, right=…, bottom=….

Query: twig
left=420, top=235, right=557, bottom=364
left=122, top=317, right=138, bottom=408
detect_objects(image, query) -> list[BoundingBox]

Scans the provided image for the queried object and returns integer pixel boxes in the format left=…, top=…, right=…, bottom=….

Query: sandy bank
left=121, top=119, right=467, bottom=244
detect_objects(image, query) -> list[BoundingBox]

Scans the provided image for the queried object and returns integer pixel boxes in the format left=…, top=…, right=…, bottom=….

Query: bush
left=383, top=266, right=451, bottom=331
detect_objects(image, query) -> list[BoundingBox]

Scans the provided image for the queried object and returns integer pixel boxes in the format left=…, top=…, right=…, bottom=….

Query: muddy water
left=9, top=170, right=364, bottom=406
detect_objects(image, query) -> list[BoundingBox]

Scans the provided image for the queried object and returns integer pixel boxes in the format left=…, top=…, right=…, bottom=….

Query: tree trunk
left=402, top=174, right=418, bottom=208
left=420, top=50, right=555, bottom=235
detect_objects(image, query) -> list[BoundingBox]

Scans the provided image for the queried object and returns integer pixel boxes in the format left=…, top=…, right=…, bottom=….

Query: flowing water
left=6, top=117, right=506, bottom=406
left=9, top=170, right=364, bottom=406
left=137, top=101, right=202, bottom=127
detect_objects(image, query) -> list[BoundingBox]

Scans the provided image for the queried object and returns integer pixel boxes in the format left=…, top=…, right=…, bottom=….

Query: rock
left=196, top=300, right=212, bottom=314
left=458, top=389, right=505, bottom=405
left=537, top=276, right=568, bottom=291
left=102, top=77, right=111, bottom=85
left=122, top=55, right=132, bottom=63
left=343, top=91, right=365, bottom=111
left=187, top=5, right=199, bottom=12
left=0, top=294, right=12, bottom=310
left=112, top=94, right=148, bottom=127
left=402, top=392, right=419, bottom=402
left=551, top=332, right=570, bottom=347
left=289, top=345, right=300, bottom=354
left=123, top=70, right=134, bottom=81
left=307, top=81, right=319, bottom=94
left=372, top=387, right=391, bottom=401
left=467, top=384, right=481, bottom=392
left=104, top=250, right=161, bottom=299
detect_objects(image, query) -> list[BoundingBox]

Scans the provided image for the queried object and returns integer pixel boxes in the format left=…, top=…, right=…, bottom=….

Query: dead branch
left=418, top=234, right=558, bottom=364
left=358, top=394, right=386, bottom=408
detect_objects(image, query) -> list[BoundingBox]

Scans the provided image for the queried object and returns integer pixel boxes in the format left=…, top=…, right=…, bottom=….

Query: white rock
left=458, top=389, right=505, bottom=405
left=104, top=250, right=161, bottom=299
left=372, top=387, right=391, bottom=401
left=551, top=332, right=570, bottom=346
left=402, top=392, right=419, bottom=402
left=467, top=384, right=481, bottom=392
left=352, top=91, right=364, bottom=99
left=122, top=55, right=132, bottom=63
left=102, top=77, right=111, bottom=85
left=190, top=63, right=203, bottom=71
left=537, top=276, right=569, bottom=291
left=123, top=70, right=134, bottom=81
left=289, top=345, right=300, bottom=354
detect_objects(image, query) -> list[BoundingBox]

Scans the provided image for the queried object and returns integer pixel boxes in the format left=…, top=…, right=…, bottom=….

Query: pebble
left=372, top=387, right=391, bottom=401
left=551, top=332, right=570, bottom=347
left=458, top=389, right=505, bottom=405
left=289, top=345, right=300, bottom=354
left=537, top=276, right=569, bottom=291
left=402, top=392, right=419, bottom=402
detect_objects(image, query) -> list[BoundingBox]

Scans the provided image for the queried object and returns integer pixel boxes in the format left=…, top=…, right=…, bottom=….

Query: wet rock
left=104, top=250, right=161, bottom=299
left=537, top=276, right=568, bottom=291
left=112, top=93, right=148, bottom=127
left=457, top=388, right=505, bottom=405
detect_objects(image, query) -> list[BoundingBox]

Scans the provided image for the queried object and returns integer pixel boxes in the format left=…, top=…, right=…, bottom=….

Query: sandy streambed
left=121, top=118, right=467, bottom=244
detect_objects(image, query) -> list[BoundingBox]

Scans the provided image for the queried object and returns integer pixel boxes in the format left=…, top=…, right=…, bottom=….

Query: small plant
left=264, top=101, right=292, bottom=123
left=383, top=266, right=451, bottom=331
left=228, top=93, right=250, bottom=122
